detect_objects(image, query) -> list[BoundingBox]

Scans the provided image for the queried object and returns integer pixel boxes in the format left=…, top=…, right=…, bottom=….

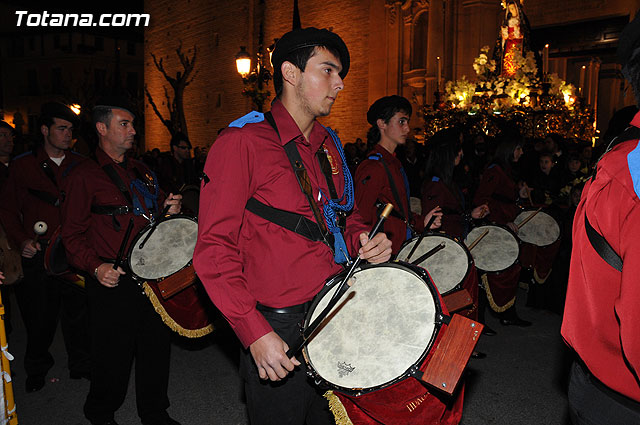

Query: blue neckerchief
left=130, top=170, right=159, bottom=217
left=318, top=126, right=353, bottom=265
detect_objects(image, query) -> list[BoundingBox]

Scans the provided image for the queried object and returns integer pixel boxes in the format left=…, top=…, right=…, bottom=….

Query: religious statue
left=492, top=0, right=537, bottom=77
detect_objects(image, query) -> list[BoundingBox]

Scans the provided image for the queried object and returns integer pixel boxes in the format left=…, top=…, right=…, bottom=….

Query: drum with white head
left=396, top=233, right=472, bottom=295
left=303, top=262, right=443, bottom=395
left=513, top=209, right=560, bottom=247
left=128, top=215, right=198, bottom=281
left=464, top=224, right=519, bottom=273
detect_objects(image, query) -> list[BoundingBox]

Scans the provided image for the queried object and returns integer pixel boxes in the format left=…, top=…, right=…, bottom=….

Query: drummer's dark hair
left=424, top=128, right=462, bottom=187
left=493, top=129, right=523, bottom=169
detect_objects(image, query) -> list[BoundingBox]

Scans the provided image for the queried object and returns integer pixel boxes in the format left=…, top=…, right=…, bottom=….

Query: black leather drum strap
left=245, top=197, right=334, bottom=247
left=263, top=111, right=330, bottom=245
left=377, top=156, right=408, bottom=223
left=584, top=213, right=622, bottom=272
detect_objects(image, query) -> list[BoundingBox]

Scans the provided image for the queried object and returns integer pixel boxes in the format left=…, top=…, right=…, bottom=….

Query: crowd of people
left=1, top=21, right=640, bottom=425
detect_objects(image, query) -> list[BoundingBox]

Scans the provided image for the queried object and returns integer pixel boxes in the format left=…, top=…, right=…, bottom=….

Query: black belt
left=91, top=205, right=131, bottom=215
left=574, top=356, right=640, bottom=413
left=256, top=301, right=312, bottom=315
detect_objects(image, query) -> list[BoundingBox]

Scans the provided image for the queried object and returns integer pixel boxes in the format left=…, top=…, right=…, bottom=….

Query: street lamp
left=234, top=45, right=272, bottom=112
left=235, top=46, right=252, bottom=78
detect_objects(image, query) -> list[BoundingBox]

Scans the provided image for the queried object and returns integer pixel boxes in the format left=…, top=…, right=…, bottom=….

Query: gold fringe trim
left=481, top=273, right=515, bottom=313
left=533, top=268, right=551, bottom=284
left=324, top=390, right=353, bottom=425
left=142, top=282, right=214, bottom=338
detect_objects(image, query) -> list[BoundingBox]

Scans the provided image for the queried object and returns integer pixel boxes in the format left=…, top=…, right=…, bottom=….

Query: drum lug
left=437, top=313, right=451, bottom=325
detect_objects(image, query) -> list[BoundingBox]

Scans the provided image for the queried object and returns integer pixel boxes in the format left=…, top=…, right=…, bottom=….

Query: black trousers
left=15, top=252, right=90, bottom=377
left=84, top=275, right=171, bottom=423
left=239, top=309, right=334, bottom=425
left=568, top=360, right=640, bottom=425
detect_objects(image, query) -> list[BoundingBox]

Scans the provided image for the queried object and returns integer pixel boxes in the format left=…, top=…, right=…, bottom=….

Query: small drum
left=0, top=223, right=22, bottom=285
left=179, top=185, right=200, bottom=217
left=513, top=209, right=560, bottom=247
left=464, top=224, right=519, bottom=273
left=128, top=215, right=213, bottom=338
left=128, top=215, right=198, bottom=281
left=396, top=233, right=472, bottom=295
left=303, top=262, right=443, bottom=395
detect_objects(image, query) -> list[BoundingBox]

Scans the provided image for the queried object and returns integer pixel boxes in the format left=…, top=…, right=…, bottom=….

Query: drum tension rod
left=286, top=204, right=394, bottom=359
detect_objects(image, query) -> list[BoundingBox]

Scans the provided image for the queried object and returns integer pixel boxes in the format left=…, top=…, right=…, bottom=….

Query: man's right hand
left=20, top=239, right=41, bottom=258
left=95, top=263, right=126, bottom=288
left=249, top=331, right=300, bottom=381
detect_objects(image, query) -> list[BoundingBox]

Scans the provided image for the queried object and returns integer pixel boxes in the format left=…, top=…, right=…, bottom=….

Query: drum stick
left=467, top=229, right=489, bottom=251
left=285, top=203, right=394, bottom=359
left=138, top=204, right=172, bottom=250
left=33, top=221, right=48, bottom=245
left=517, top=207, right=542, bottom=230
left=113, top=218, right=134, bottom=271
left=410, top=242, right=445, bottom=266
left=406, top=213, right=437, bottom=261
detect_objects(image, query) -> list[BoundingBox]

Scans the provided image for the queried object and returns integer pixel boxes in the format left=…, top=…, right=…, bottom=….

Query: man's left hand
left=358, top=232, right=392, bottom=264
left=163, top=193, right=182, bottom=215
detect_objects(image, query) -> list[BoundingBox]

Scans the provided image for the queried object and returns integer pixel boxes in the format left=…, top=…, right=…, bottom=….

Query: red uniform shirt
left=355, top=144, right=419, bottom=254
left=562, top=114, right=640, bottom=402
left=0, top=147, right=84, bottom=246
left=61, top=148, right=165, bottom=275
left=193, top=100, right=368, bottom=348
left=473, top=164, right=519, bottom=225
left=422, top=178, right=465, bottom=238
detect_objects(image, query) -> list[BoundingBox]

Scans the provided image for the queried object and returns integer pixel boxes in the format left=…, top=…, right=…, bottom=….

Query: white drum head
left=397, top=235, right=470, bottom=295
left=514, top=210, right=560, bottom=247
left=305, top=264, right=437, bottom=392
left=129, top=216, right=198, bottom=280
left=465, top=225, right=519, bottom=272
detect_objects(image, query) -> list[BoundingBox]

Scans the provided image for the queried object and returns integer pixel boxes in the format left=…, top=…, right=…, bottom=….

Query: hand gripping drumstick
left=517, top=207, right=542, bottom=230
left=33, top=221, right=48, bottom=245
left=405, top=213, right=438, bottom=261
left=466, top=229, right=490, bottom=251
left=285, top=203, right=394, bottom=359
left=113, top=218, right=135, bottom=271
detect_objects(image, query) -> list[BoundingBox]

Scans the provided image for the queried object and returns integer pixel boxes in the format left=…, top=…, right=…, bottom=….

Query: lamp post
left=235, top=44, right=272, bottom=112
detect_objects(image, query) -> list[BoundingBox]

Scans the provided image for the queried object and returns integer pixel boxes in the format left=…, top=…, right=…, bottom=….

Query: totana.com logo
left=15, top=11, right=150, bottom=27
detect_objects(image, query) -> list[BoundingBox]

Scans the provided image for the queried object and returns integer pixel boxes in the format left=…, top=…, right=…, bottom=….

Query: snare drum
left=513, top=209, right=560, bottom=247
left=396, top=233, right=472, bottom=295
left=303, top=262, right=443, bottom=395
left=128, top=215, right=198, bottom=281
left=179, top=185, right=200, bottom=217
left=127, top=215, right=213, bottom=338
left=464, top=224, right=519, bottom=273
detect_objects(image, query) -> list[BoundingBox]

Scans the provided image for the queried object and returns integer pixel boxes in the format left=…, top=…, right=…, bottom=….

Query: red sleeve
left=0, top=161, right=32, bottom=247
left=354, top=160, right=385, bottom=227
left=60, top=167, right=103, bottom=275
left=616, top=194, right=640, bottom=378
left=192, top=130, right=271, bottom=348
left=473, top=167, right=498, bottom=207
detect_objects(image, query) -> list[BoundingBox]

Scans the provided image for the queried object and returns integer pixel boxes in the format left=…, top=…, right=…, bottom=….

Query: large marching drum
left=127, top=215, right=214, bottom=338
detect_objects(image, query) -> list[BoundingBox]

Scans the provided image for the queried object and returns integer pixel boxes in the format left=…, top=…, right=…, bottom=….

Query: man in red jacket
left=0, top=102, right=90, bottom=393
left=561, top=14, right=640, bottom=423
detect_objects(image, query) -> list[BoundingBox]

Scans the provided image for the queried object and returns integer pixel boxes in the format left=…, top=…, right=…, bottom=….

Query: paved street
left=7, top=287, right=570, bottom=425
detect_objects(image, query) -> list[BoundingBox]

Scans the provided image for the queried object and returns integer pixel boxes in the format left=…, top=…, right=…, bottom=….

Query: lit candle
left=543, top=44, right=549, bottom=75
left=579, top=65, right=585, bottom=96
left=437, top=56, right=442, bottom=92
